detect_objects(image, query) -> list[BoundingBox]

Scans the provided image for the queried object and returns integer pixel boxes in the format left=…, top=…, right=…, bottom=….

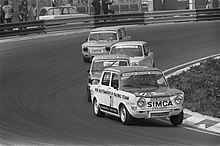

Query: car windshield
left=121, top=71, right=168, bottom=89
left=68, top=7, right=78, bottom=14
left=92, top=59, right=128, bottom=72
left=89, top=32, right=117, bottom=42
left=48, top=8, right=61, bottom=15
left=110, top=45, right=143, bottom=57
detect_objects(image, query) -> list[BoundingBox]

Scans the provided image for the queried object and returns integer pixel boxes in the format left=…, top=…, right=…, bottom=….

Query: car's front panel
left=119, top=70, right=184, bottom=119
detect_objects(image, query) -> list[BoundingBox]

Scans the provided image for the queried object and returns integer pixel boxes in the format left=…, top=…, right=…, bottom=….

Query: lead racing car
left=90, top=66, right=184, bottom=126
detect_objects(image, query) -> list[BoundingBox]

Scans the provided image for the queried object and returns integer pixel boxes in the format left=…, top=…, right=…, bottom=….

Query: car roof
left=91, top=26, right=124, bottom=32
left=112, top=41, right=147, bottom=46
left=92, top=54, right=129, bottom=61
left=104, top=66, right=162, bottom=74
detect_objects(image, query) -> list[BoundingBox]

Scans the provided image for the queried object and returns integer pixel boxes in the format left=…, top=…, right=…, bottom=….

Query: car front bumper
left=128, top=106, right=183, bottom=119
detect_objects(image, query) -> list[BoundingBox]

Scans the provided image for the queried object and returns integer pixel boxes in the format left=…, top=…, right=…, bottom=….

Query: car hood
left=124, top=87, right=183, bottom=98
left=90, top=71, right=102, bottom=80
left=129, top=57, right=143, bottom=63
left=83, top=41, right=117, bottom=47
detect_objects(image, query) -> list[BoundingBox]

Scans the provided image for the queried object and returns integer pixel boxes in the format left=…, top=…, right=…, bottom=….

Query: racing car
left=81, top=26, right=131, bottom=62
left=90, top=66, right=184, bottom=126
left=109, top=41, right=155, bottom=67
left=87, top=54, right=130, bottom=102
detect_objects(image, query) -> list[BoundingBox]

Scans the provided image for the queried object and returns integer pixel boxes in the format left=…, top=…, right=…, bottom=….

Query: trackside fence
left=0, top=8, right=220, bottom=38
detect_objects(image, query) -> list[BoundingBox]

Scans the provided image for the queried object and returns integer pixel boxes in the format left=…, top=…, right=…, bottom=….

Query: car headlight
left=92, top=79, right=99, bottom=85
left=174, top=94, right=184, bottom=105
left=83, top=46, right=88, bottom=52
left=131, top=62, right=139, bottom=66
left=137, top=97, right=146, bottom=107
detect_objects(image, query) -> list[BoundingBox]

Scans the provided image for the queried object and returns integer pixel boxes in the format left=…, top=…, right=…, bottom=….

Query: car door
left=139, top=43, right=154, bottom=67
left=109, top=72, right=120, bottom=114
left=98, top=71, right=112, bottom=111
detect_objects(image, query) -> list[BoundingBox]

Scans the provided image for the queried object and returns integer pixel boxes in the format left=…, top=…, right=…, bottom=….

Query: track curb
left=164, top=54, right=220, bottom=135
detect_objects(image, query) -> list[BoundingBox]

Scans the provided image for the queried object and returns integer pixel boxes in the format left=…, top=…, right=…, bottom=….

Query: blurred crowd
left=91, top=0, right=115, bottom=15
left=0, top=0, right=37, bottom=24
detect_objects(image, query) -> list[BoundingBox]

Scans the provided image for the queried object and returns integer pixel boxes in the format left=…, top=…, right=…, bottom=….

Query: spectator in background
left=2, top=0, right=14, bottom=23
left=18, top=0, right=28, bottom=21
left=0, top=4, right=4, bottom=24
left=102, top=0, right=114, bottom=14
left=91, top=0, right=101, bottom=15
left=206, top=0, right=212, bottom=9
left=32, top=3, right=37, bottom=20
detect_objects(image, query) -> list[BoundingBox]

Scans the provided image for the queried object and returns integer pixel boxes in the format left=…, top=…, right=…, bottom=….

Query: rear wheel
left=93, top=99, right=104, bottom=117
left=119, top=105, right=133, bottom=125
left=169, top=110, right=183, bottom=126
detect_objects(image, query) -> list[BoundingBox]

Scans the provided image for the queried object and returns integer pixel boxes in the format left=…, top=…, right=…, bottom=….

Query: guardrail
left=0, top=8, right=219, bottom=38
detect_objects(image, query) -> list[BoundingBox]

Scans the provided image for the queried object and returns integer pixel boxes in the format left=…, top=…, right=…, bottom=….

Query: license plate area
left=150, top=111, right=170, bottom=118
left=90, top=49, right=103, bottom=53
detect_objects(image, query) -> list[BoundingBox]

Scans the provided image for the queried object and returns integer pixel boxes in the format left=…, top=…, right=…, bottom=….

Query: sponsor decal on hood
left=125, top=87, right=182, bottom=98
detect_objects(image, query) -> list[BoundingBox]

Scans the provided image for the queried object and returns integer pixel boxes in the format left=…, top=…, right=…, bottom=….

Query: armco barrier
left=0, top=8, right=219, bottom=38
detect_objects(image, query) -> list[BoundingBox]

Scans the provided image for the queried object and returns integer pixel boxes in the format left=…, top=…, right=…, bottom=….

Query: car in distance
left=87, top=54, right=130, bottom=102
left=109, top=41, right=155, bottom=67
left=39, top=6, right=89, bottom=20
left=90, top=66, right=184, bottom=125
left=81, top=26, right=131, bottom=62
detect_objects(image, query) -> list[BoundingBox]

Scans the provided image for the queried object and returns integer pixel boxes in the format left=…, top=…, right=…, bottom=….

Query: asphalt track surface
left=0, top=21, right=220, bottom=145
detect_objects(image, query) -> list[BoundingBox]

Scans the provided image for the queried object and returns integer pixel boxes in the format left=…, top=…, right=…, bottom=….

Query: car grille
left=150, top=112, right=169, bottom=118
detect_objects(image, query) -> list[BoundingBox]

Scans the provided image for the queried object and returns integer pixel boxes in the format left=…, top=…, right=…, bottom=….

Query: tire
left=153, top=61, right=155, bottom=68
left=169, top=110, right=184, bottom=126
left=83, top=56, right=88, bottom=62
left=93, top=99, right=104, bottom=117
left=119, top=105, right=133, bottom=125
left=87, top=85, right=91, bottom=102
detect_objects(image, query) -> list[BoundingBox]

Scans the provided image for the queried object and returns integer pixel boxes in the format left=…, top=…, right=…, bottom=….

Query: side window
left=121, top=28, right=126, bottom=38
left=101, top=72, right=111, bottom=86
left=143, top=43, right=149, bottom=56
left=47, top=9, right=54, bottom=15
left=63, top=8, right=69, bottom=14
left=118, top=30, right=122, bottom=40
left=39, top=9, right=47, bottom=16
left=111, top=73, right=119, bottom=89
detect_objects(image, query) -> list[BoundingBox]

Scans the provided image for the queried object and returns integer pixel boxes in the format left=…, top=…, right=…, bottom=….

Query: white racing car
left=81, top=26, right=131, bottom=62
left=109, top=41, right=155, bottom=67
left=87, top=54, right=130, bottom=102
left=90, top=66, right=184, bottom=125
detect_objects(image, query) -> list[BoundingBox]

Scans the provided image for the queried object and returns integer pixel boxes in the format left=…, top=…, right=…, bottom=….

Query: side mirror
left=87, top=70, right=90, bottom=73
left=105, top=46, right=110, bottom=52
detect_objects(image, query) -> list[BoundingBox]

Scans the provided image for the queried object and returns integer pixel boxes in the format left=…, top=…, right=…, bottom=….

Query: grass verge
left=167, top=57, right=220, bottom=118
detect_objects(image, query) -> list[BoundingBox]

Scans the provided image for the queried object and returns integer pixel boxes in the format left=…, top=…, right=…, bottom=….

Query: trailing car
left=87, top=54, right=130, bottom=102
left=39, top=6, right=89, bottom=20
left=81, top=26, right=131, bottom=62
left=90, top=66, right=184, bottom=126
left=109, top=41, right=155, bottom=67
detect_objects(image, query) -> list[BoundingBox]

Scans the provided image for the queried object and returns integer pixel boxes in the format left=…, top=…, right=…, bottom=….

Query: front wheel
left=169, top=110, right=184, bottom=126
left=93, top=99, right=104, bottom=117
left=119, top=105, right=133, bottom=125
